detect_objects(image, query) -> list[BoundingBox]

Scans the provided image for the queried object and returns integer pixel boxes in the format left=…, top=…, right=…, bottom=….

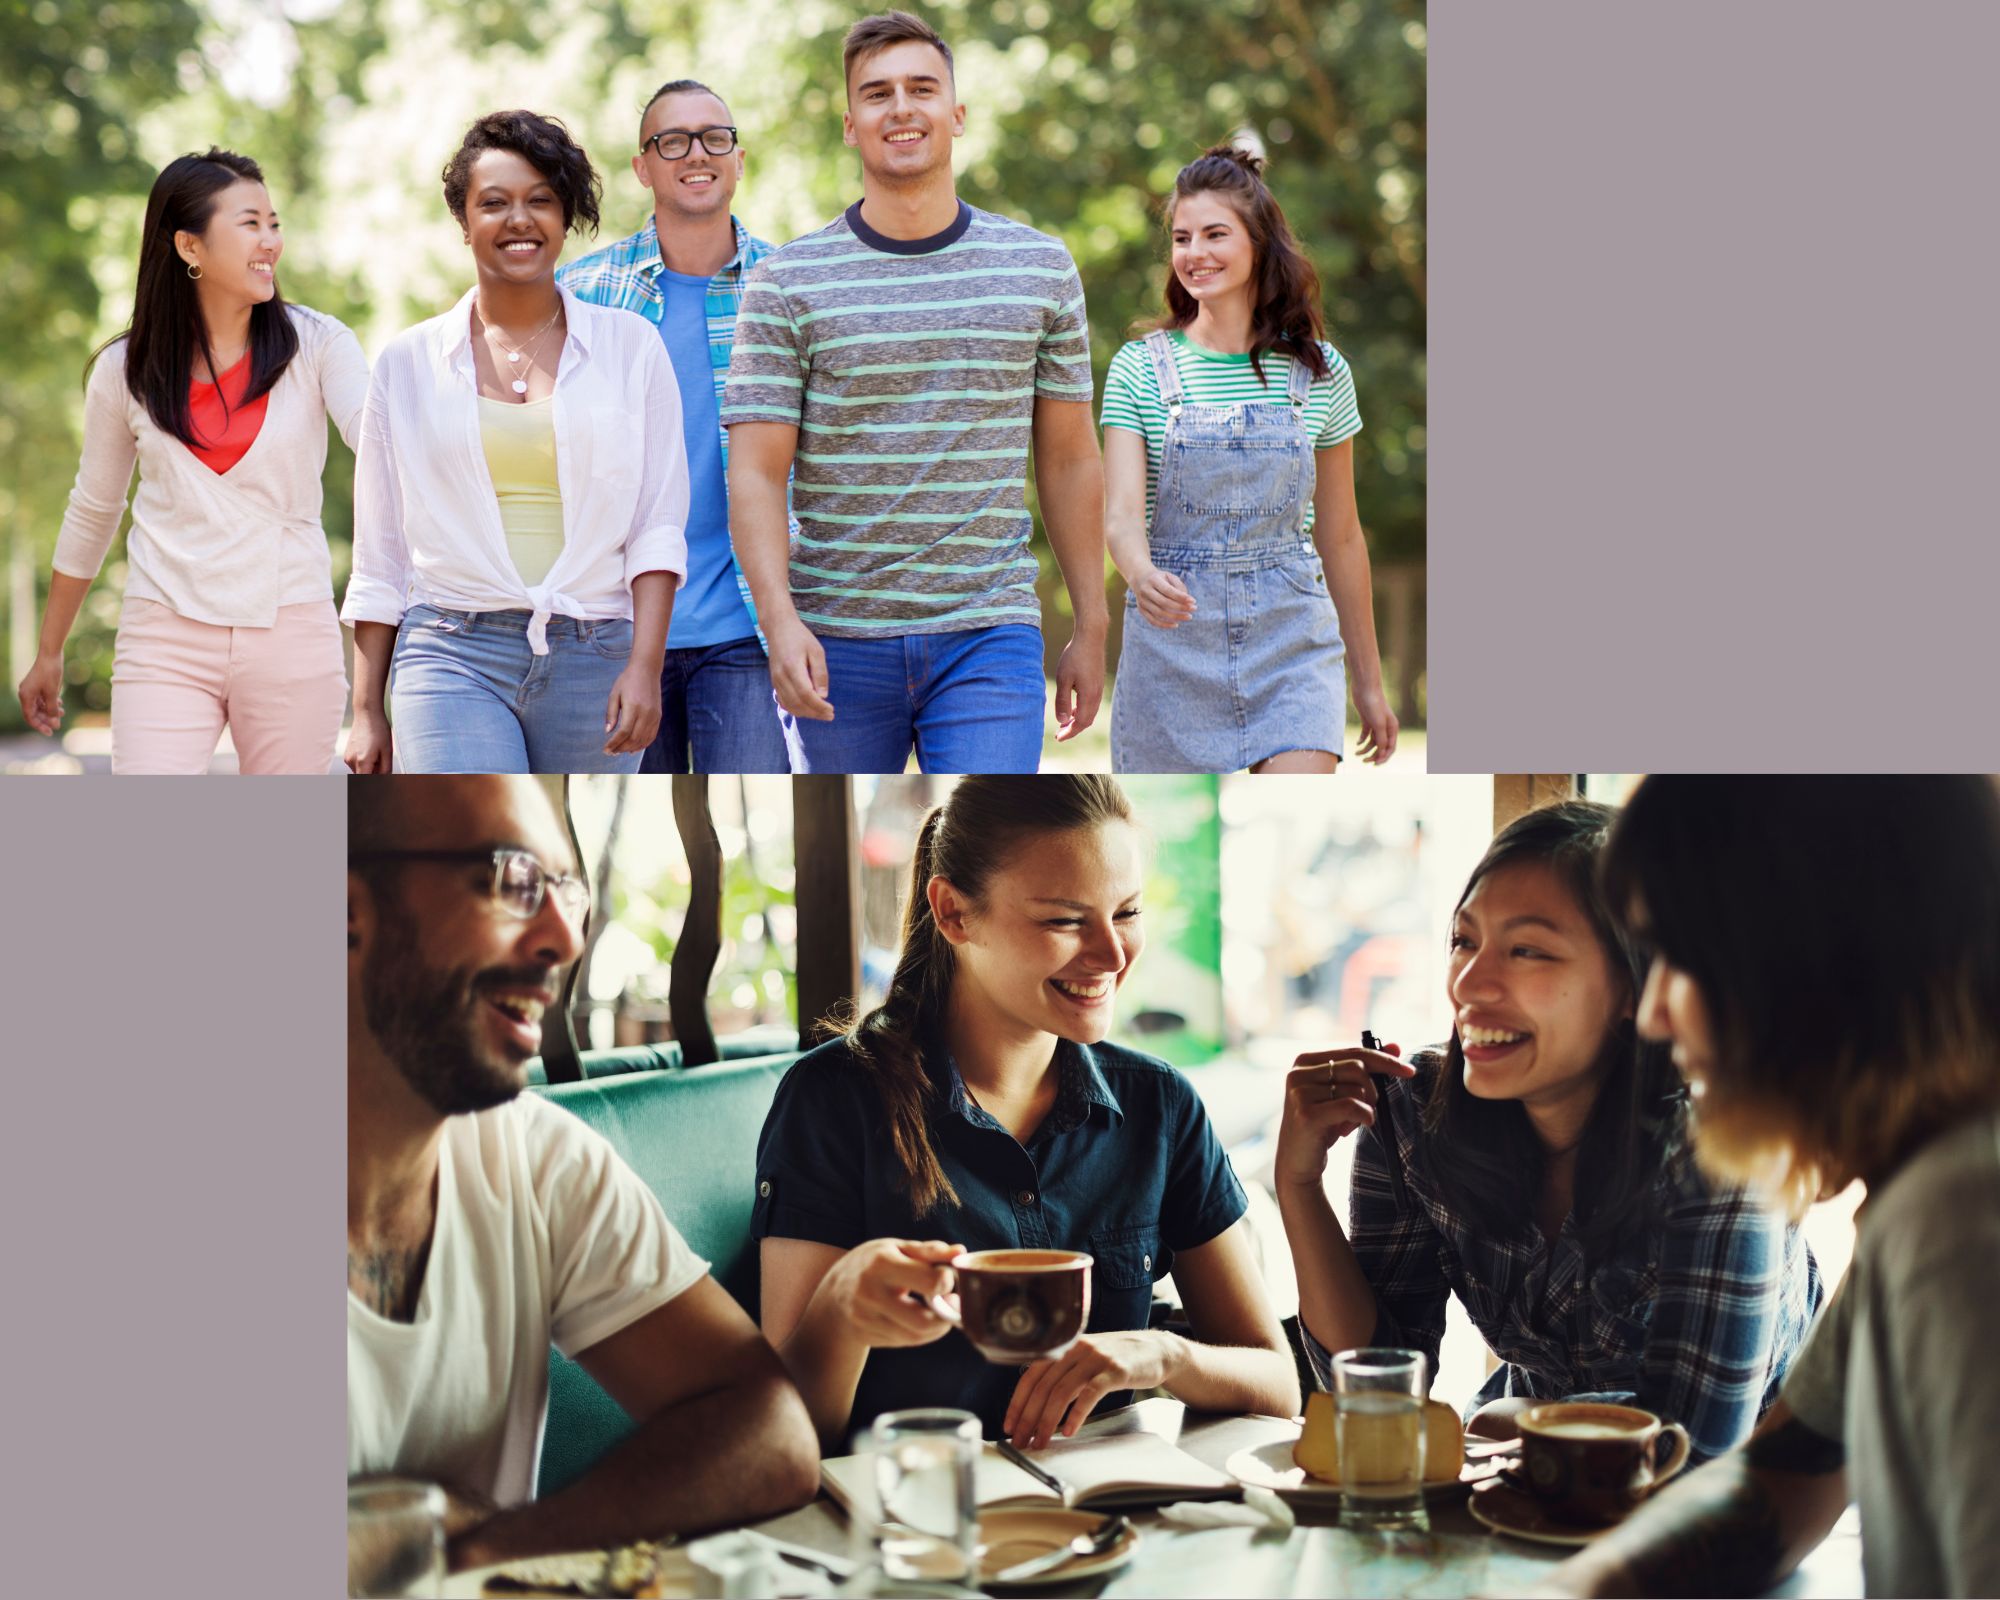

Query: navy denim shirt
left=752, top=1032, right=1248, bottom=1441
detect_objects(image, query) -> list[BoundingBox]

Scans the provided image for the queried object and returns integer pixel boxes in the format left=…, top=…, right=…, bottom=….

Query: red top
left=187, top=354, right=269, bottom=474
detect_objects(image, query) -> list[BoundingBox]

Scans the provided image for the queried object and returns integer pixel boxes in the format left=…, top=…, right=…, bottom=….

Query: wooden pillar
left=538, top=775, right=586, bottom=1084
left=670, top=776, right=722, bottom=1067
left=794, top=776, right=863, bottom=1045
left=1492, top=774, right=1579, bottom=834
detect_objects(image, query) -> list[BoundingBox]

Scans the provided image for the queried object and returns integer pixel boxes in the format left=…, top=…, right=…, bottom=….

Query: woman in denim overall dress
left=1104, top=146, right=1398, bottom=774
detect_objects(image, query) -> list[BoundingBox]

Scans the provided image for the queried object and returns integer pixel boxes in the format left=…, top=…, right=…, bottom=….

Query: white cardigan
left=53, top=304, right=369, bottom=629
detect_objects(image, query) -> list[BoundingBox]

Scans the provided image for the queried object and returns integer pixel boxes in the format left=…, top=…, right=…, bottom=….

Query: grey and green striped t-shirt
left=722, top=200, right=1093, bottom=637
left=1100, top=331, right=1362, bottom=533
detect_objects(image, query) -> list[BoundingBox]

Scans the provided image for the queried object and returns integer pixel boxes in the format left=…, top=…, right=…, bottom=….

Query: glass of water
left=859, top=1408, right=981, bottom=1589
left=1331, top=1348, right=1429, bottom=1532
left=346, top=1479, right=445, bottom=1597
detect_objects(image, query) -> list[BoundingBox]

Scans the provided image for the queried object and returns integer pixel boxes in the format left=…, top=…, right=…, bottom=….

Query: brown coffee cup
left=934, top=1249, right=1092, bottom=1365
left=1516, top=1402, right=1692, bottom=1524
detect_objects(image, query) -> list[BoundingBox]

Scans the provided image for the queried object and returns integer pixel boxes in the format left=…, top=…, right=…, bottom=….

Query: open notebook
left=822, top=1428, right=1239, bottom=1514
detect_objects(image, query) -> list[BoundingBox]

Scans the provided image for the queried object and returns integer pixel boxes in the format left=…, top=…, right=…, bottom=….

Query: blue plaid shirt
left=558, top=214, right=788, bottom=643
left=1300, top=1050, right=1824, bottom=1464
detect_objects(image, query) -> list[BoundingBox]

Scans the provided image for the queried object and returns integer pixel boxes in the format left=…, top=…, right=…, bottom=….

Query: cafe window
left=851, top=775, right=1228, bottom=1067
left=567, top=776, right=799, bottom=1052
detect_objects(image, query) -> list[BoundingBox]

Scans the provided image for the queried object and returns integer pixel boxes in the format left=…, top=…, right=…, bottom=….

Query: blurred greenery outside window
left=568, top=776, right=798, bottom=1052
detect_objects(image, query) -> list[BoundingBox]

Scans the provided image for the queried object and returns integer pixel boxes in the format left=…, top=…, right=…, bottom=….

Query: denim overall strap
left=1285, top=345, right=1312, bottom=407
left=1144, top=329, right=1186, bottom=416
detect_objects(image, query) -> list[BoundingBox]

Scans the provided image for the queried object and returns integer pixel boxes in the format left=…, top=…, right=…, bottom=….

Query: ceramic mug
left=931, top=1249, right=1092, bottom=1364
left=1516, top=1402, right=1692, bottom=1524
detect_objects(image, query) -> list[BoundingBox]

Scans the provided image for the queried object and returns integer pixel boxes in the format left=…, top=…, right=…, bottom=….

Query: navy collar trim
left=844, top=198, right=973, bottom=256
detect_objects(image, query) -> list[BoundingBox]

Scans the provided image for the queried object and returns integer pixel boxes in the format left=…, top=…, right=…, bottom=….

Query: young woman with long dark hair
left=341, top=110, right=688, bottom=775
left=1276, top=800, right=1822, bottom=1464
left=1541, top=777, right=2000, bottom=1600
left=753, top=776, right=1298, bottom=1447
left=17, top=148, right=367, bottom=772
left=1101, top=146, right=1396, bottom=774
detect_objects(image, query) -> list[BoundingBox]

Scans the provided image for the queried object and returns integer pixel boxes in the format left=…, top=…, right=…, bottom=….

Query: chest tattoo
left=349, top=1237, right=432, bottom=1323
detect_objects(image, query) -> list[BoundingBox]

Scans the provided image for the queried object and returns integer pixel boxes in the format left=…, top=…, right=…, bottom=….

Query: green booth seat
left=523, top=1025, right=801, bottom=1085
left=528, top=1051, right=799, bottom=1496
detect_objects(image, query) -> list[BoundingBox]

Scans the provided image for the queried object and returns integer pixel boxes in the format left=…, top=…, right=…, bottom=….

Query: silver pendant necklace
left=481, top=301, right=563, bottom=397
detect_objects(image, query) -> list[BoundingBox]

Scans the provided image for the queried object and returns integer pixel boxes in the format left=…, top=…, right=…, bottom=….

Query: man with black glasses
left=561, top=80, right=792, bottom=773
left=346, top=776, right=817, bottom=1573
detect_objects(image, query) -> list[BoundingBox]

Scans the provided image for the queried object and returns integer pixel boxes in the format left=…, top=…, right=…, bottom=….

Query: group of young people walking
left=17, top=10, right=1398, bottom=777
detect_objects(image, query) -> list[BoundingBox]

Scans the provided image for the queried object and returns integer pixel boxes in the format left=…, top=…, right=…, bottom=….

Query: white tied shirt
left=52, top=305, right=369, bottom=628
left=347, top=1092, right=708, bottom=1507
left=342, top=285, right=690, bottom=655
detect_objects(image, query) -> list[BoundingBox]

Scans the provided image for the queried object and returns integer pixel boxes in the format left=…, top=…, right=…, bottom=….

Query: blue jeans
left=786, top=624, right=1046, bottom=774
left=640, top=635, right=790, bottom=774
left=389, top=605, right=644, bottom=774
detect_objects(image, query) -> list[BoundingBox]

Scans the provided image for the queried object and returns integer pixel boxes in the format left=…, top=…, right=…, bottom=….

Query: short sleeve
left=1099, top=342, right=1153, bottom=436
left=524, top=1096, right=709, bottom=1358
left=1035, top=253, right=1094, bottom=401
left=721, top=263, right=807, bottom=427
left=751, top=1053, right=874, bottom=1249
left=1159, top=1075, right=1248, bottom=1251
left=1781, top=1271, right=1851, bottom=1445
left=1313, top=345, right=1362, bottom=449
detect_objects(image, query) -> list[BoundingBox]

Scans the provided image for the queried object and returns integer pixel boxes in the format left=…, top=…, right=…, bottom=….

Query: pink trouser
left=111, top=598, right=349, bottom=775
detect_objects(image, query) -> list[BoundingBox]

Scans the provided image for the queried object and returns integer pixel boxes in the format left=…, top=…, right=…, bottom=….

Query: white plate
left=447, top=1544, right=699, bottom=1597
left=1225, top=1436, right=1495, bottom=1506
left=979, top=1507, right=1140, bottom=1588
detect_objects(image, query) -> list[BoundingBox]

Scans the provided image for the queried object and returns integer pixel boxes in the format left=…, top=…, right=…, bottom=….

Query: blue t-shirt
left=658, top=268, right=755, bottom=648
left=752, top=1032, right=1249, bottom=1439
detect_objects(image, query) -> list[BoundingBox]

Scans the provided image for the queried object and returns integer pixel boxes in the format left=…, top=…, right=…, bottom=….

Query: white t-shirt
left=347, top=1092, right=708, bottom=1506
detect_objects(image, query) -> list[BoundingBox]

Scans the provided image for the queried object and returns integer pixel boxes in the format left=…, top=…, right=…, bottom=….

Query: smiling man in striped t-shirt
left=723, top=10, right=1107, bottom=774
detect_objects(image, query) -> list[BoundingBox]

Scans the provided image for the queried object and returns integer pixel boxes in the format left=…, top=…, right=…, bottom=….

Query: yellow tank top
left=478, top=396, right=564, bottom=587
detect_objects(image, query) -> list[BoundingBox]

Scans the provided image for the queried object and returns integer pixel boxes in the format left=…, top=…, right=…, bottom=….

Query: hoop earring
left=186, top=262, right=202, bottom=280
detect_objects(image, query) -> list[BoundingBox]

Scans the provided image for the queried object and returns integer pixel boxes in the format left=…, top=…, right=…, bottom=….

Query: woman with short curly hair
left=342, top=109, right=690, bottom=774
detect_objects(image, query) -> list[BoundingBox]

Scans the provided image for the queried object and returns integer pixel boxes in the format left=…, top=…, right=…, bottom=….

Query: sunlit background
left=1, top=0, right=1426, bottom=771
left=561, top=773, right=1858, bottom=1409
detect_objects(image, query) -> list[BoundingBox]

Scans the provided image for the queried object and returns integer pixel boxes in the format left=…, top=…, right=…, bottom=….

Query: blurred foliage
left=1, top=0, right=1423, bottom=731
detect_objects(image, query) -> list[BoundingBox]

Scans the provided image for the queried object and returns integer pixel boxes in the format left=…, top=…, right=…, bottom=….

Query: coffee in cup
left=1516, top=1402, right=1691, bottom=1524
left=934, top=1249, right=1092, bottom=1365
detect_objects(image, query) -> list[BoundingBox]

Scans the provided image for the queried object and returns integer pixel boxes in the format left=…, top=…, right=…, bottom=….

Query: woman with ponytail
left=17, top=148, right=367, bottom=772
left=1102, top=144, right=1396, bottom=773
left=1275, top=801, right=1822, bottom=1464
left=753, top=776, right=1297, bottom=1447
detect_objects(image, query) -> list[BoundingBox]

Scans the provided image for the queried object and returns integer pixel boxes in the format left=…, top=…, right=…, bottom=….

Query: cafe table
left=449, top=1398, right=1865, bottom=1598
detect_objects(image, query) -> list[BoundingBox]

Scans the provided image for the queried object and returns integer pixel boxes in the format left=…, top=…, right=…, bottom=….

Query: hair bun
left=1202, top=141, right=1265, bottom=179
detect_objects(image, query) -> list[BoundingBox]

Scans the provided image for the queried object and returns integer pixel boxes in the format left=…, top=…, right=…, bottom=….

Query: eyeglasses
left=642, top=125, right=738, bottom=160
left=349, top=848, right=591, bottom=925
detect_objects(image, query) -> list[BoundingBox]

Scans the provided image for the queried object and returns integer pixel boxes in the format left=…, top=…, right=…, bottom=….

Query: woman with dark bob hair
left=1544, top=777, right=2000, bottom=1600
left=343, top=110, right=689, bottom=774
left=1276, top=800, right=1822, bottom=1465
left=1100, top=145, right=1396, bottom=774
left=753, top=776, right=1299, bottom=1447
left=18, top=148, right=366, bottom=772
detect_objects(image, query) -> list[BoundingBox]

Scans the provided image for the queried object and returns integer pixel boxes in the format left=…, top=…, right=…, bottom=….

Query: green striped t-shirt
left=1099, top=331, right=1361, bottom=533
left=722, top=200, right=1093, bottom=636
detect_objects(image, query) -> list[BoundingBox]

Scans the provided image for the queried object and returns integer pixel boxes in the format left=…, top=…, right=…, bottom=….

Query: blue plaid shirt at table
left=1299, top=1051, right=1824, bottom=1464
left=558, top=213, right=792, bottom=642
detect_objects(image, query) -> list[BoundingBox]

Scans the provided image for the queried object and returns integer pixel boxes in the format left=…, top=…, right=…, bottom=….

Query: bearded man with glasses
left=560, top=79, right=794, bottom=776
left=345, top=775, right=817, bottom=1574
